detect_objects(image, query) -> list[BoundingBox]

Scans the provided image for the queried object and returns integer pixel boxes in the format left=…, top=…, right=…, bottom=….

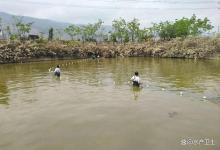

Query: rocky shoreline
left=0, top=37, right=219, bottom=64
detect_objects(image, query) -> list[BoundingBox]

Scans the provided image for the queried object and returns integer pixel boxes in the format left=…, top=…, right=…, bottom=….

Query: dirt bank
left=0, top=37, right=219, bottom=64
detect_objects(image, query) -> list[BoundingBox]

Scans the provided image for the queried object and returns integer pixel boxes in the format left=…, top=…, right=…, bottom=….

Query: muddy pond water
left=0, top=57, right=220, bottom=150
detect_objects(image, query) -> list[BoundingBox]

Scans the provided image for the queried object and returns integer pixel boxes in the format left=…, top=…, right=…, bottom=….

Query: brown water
left=0, top=57, right=220, bottom=150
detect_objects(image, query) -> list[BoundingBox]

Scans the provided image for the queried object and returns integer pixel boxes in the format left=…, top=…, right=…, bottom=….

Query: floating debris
left=162, top=88, right=165, bottom=91
left=180, top=91, right=183, bottom=96
left=168, top=111, right=178, bottom=118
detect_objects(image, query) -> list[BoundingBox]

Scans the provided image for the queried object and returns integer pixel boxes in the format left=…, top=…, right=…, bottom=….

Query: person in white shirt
left=131, top=72, right=141, bottom=87
left=54, top=65, right=61, bottom=77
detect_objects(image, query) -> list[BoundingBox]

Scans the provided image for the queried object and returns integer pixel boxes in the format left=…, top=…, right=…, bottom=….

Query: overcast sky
left=0, top=0, right=219, bottom=29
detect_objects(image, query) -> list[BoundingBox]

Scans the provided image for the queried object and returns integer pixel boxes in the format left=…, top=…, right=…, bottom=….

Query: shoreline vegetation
left=0, top=36, right=220, bottom=64
left=0, top=15, right=220, bottom=63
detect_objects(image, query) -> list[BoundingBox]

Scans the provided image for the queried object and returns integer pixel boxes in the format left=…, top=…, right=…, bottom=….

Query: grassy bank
left=0, top=36, right=220, bottom=64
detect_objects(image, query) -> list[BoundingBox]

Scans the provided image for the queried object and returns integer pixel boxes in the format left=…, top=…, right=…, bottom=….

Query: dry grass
left=0, top=36, right=219, bottom=63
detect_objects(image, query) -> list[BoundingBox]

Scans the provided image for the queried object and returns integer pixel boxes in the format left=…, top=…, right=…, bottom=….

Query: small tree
left=81, top=19, right=103, bottom=42
left=150, top=15, right=214, bottom=40
left=138, top=28, right=153, bottom=42
left=6, top=26, right=12, bottom=40
left=0, top=17, right=2, bottom=36
left=173, top=17, right=191, bottom=38
left=127, top=18, right=140, bottom=42
left=55, top=28, right=63, bottom=40
left=13, top=16, right=33, bottom=40
left=39, top=32, right=45, bottom=39
left=64, top=25, right=81, bottom=40
left=48, top=27, right=54, bottom=41
left=112, top=18, right=128, bottom=43
left=0, top=18, right=9, bottom=40
left=109, top=32, right=117, bottom=44
left=96, top=27, right=106, bottom=43
left=189, top=14, right=213, bottom=36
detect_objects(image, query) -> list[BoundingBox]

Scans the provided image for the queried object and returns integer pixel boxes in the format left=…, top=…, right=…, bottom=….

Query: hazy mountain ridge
left=0, top=12, right=112, bottom=38
left=0, top=12, right=72, bottom=34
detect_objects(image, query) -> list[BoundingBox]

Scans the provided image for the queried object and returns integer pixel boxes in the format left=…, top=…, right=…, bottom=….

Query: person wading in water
left=54, top=65, right=61, bottom=77
left=131, top=72, right=141, bottom=87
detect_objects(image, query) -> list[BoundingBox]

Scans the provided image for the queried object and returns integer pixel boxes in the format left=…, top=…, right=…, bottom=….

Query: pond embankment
left=0, top=37, right=220, bottom=64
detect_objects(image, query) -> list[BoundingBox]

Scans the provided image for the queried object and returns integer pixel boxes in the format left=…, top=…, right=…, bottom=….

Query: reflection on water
left=1, top=57, right=219, bottom=98
left=0, top=57, right=220, bottom=150
left=131, top=86, right=142, bottom=101
left=0, top=81, right=9, bottom=105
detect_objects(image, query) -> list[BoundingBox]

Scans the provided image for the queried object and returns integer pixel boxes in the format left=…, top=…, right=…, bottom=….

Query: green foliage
left=124, top=32, right=129, bottom=43
left=188, top=14, right=213, bottom=36
left=64, top=19, right=103, bottom=42
left=109, top=32, right=117, bottom=43
left=81, top=19, right=103, bottom=42
left=13, top=16, right=33, bottom=39
left=138, top=28, right=153, bottom=42
left=63, top=40, right=80, bottom=47
left=174, top=17, right=191, bottom=38
left=152, top=14, right=214, bottom=40
left=36, top=38, right=48, bottom=44
left=10, top=34, right=18, bottom=40
left=6, top=26, right=11, bottom=36
left=62, top=15, right=214, bottom=43
left=112, top=18, right=128, bottom=43
left=64, top=25, right=81, bottom=40
left=0, top=17, right=2, bottom=37
left=111, top=18, right=153, bottom=43
left=48, top=28, right=54, bottom=41
left=54, top=28, right=63, bottom=40
left=127, top=18, right=140, bottom=42
left=153, top=21, right=176, bottom=40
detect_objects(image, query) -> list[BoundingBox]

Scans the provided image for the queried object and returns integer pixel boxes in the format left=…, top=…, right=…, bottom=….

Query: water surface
left=0, top=57, right=220, bottom=150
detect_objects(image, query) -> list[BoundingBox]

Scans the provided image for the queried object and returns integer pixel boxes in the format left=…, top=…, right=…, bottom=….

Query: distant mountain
left=0, top=11, right=72, bottom=35
left=0, top=12, right=112, bottom=39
